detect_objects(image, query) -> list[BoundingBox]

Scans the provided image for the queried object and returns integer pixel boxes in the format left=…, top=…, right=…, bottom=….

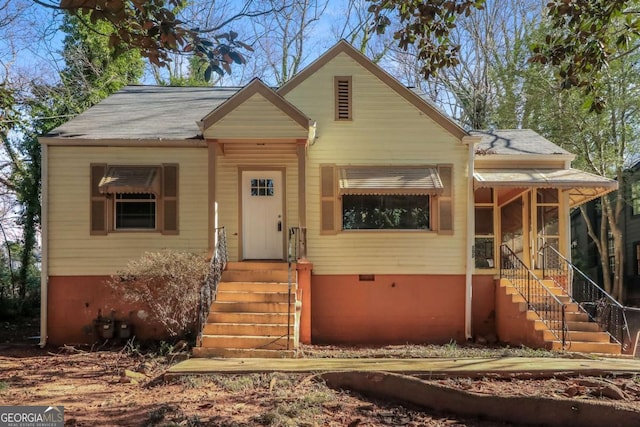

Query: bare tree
left=388, top=0, right=543, bottom=129
left=331, top=0, right=393, bottom=63
left=250, top=0, right=329, bottom=86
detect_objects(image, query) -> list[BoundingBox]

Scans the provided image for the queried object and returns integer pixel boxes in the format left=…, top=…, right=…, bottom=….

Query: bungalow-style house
left=39, top=41, right=621, bottom=355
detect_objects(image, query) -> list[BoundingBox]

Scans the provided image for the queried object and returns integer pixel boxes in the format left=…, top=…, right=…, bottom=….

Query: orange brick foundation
left=310, top=274, right=496, bottom=344
left=46, top=274, right=497, bottom=346
left=47, top=276, right=168, bottom=346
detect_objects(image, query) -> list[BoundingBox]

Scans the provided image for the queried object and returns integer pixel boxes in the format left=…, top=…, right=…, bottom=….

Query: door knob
left=277, top=220, right=282, bottom=232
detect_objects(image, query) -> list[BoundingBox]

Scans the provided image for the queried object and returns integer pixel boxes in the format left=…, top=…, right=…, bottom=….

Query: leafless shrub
left=108, top=250, right=209, bottom=338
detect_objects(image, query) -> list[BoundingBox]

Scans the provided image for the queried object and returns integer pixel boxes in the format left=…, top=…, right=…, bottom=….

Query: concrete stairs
left=193, top=262, right=299, bottom=358
left=500, top=279, right=622, bottom=355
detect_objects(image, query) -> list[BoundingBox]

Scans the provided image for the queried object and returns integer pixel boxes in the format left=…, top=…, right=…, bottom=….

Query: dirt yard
left=1, top=341, right=640, bottom=427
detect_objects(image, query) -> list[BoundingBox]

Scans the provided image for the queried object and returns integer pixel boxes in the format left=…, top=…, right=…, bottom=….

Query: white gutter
left=462, top=136, right=482, bottom=340
left=39, top=143, right=48, bottom=348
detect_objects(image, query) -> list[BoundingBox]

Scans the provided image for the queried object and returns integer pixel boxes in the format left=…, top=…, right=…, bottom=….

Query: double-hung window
left=114, top=193, right=157, bottom=230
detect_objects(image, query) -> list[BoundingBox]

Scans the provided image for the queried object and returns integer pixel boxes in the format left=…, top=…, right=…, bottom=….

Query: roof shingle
left=46, top=85, right=240, bottom=140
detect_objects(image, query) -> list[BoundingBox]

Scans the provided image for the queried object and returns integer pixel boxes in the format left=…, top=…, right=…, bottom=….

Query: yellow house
left=39, top=41, right=619, bottom=354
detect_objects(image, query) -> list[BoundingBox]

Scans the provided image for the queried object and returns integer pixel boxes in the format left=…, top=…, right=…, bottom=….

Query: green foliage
left=58, top=14, right=145, bottom=113
left=489, top=16, right=640, bottom=299
left=107, top=250, right=209, bottom=338
left=368, top=0, right=486, bottom=78
left=166, top=56, right=211, bottom=87
left=531, top=0, right=640, bottom=112
left=59, top=0, right=252, bottom=80
left=342, top=195, right=429, bottom=230
left=0, top=12, right=150, bottom=314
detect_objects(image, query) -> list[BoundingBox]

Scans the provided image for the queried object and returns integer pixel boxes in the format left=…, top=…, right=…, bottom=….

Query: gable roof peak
left=199, top=76, right=311, bottom=132
left=278, top=39, right=467, bottom=140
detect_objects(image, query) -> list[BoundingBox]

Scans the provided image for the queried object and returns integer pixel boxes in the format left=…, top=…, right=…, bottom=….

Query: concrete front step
left=528, top=302, right=579, bottom=312
left=210, top=301, right=291, bottom=313
left=226, top=262, right=289, bottom=271
left=550, top=340, right=621, bottom=354
left=192, top=347, right=296, bottom=358
left=504, top=285, right=572, bottom=305
left=566, top=321, right=601, bottom=332
left=203, top=322, right=294, bottom=336
left=200, top=334, right=294, bottom=350
left=208, top=311, right=295, bottom=324
left=198, top=263, right=299, bottom=358
left=527, top=310, right=589, bottom=322
left=222, top=270, right=291, bottom=283
left=543, top=329, right=611, bottom=343
left=218, top=282, right=294, bottom=292
left=533, top=319, right=603, bottom=332
left=216, top=291, right=295, bottom=303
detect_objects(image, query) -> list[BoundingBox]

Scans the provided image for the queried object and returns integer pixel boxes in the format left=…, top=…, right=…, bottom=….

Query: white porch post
left=463, top=136, right=481, bottom=340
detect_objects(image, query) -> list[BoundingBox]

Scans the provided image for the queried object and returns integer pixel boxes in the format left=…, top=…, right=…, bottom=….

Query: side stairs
left=500, top=279, right=622, bottom=355
left=193, top=262, right=299, bottom=358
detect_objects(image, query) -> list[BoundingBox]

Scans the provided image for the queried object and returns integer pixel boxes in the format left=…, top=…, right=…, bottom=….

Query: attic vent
left=335, top=76, right=352, bottom=121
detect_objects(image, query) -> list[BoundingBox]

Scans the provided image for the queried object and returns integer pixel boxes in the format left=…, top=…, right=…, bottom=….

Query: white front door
left=242, top=170, right=284, bottom=259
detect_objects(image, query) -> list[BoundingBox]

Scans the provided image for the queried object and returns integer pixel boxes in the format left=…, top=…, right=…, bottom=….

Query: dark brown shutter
left=162, top=164, right=179, bottom=234
left=320, top=165, right=337, bottom=234
left=90, top=164, right=108, bottom=235
left=335, top=76, right=352, bottom=120
left=437, top=165, right=453, bottom=233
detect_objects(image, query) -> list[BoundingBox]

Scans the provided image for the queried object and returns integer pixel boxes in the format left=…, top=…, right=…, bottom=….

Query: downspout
left=462, top=136, right=481, bottom=341
left=39, top=143, right=48, bottom=348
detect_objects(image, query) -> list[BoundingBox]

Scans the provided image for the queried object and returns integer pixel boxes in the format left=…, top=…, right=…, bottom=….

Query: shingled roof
left=45, top=85, right=240, bottom=140
left=471, top=129, right=573, bottom=157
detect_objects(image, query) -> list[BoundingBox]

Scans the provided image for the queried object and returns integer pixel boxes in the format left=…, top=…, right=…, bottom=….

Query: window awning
left=474, top=168, right=618, bottom=207
left=98, top=166, right=161, bottom=195
left=339, top=167, right=443, bottom=195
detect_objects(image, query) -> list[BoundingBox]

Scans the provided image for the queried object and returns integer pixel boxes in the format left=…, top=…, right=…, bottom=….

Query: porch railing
left=500, top=244, right=567, bottom=347
left=540, top=243, right=630, bottom=349
left=287, top=226, right=307, bottom=263
left=286, top=227, right=306, bottom=350
left=197, top=226, right=228, bottom=347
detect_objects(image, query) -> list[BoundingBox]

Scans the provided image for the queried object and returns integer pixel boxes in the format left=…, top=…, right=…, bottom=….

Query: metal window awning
left=339, top=167, right=443, bottom=195
left=473, top=168, right=618, bottom=207
left=98, top=166, right=161, bottom=195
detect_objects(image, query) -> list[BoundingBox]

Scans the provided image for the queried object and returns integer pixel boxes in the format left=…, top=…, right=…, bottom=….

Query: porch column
left=463, top=135, right=482, bottom=341
left=297, top=143, right=307, bottom=230
left=296, top=141, right=311, bottom=343
left=207, top=140, right=217, bottom=256
left=297, top=143, right=308, bottom=259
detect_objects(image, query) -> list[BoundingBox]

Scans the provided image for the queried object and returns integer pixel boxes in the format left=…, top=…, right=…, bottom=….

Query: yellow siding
left=47, top=146, right=208, bottom=276
left=204, top=93, right=307, bottom=139
left=285, top=52, right=469, bottom=275
left=216, top=152, right=299, bottom=261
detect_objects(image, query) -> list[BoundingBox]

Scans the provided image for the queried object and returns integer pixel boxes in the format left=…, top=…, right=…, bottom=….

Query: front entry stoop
left=498, top=279, right=622, bottom=355
left=193, top=262, right=299, bottom=358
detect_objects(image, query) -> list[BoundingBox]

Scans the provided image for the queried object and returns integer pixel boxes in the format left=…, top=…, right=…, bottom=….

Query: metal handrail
left=540, top=243, right=631, bottom=348
left=197, top=226, right=228, bottom=347
left=286, top=227, right=307, bottom=350
left=500, top=244, right=567, bottom=347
